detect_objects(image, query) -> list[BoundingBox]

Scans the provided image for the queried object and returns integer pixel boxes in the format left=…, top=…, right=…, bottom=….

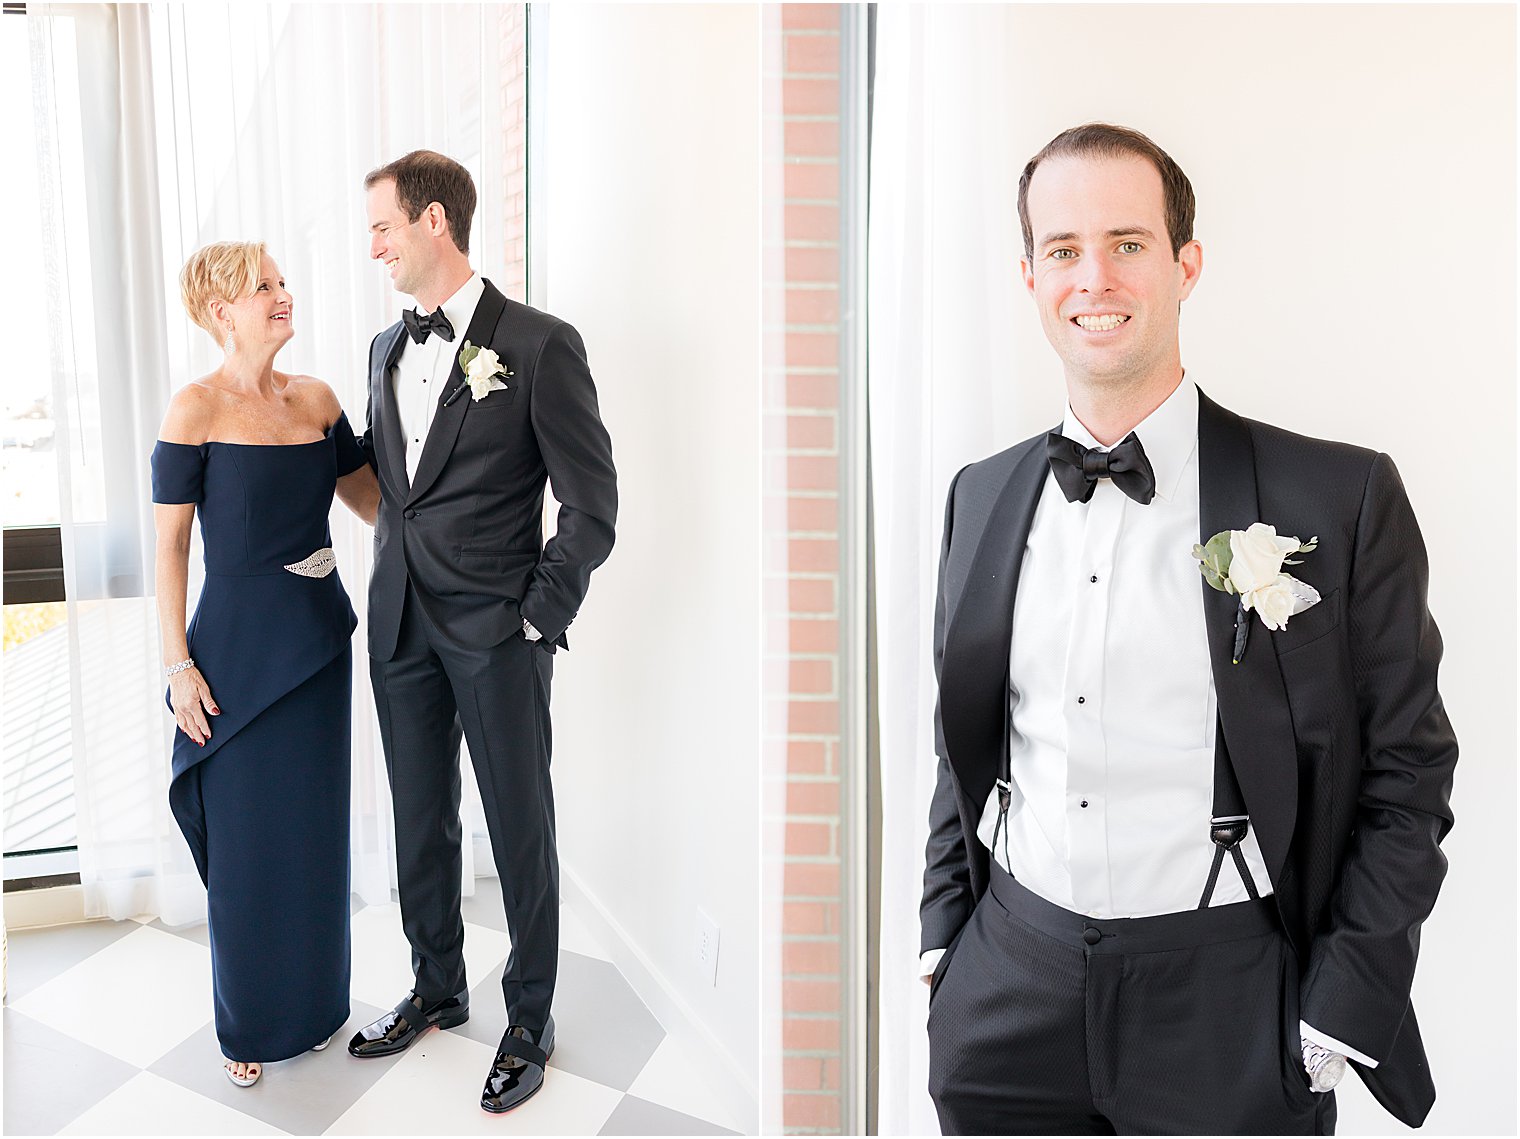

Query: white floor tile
left=627, top=1034, right=753, bottom=1134
left=558, top=899, right=615, bottom=963
left=347, top=903, right=512, bottom=1010
left=12, top=925, right=213, bottom=1069
left=58, top=1071, right=287, bottom=1136
left=325, top=1027, right=622, bottom=1135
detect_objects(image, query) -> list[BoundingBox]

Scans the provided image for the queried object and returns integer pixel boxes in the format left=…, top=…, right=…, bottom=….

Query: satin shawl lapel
left=407, top=280, right=508, bottom=504
left=374, top=324, right=410, bottom=497
left=1197, top=390, right=1298, bottom=887
left=938, top=439, right=1050, bottom=808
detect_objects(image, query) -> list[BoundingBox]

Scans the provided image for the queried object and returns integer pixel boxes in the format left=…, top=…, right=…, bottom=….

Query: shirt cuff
left=1300, top=1020, right=1378, bottom=1068
left=919, top=948, right=946, bottom=980
left=522, top=618, right=542, bottom=642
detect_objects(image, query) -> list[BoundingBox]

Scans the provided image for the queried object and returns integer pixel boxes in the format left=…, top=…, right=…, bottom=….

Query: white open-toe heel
left=224, top=1060, right=262, bottom=1087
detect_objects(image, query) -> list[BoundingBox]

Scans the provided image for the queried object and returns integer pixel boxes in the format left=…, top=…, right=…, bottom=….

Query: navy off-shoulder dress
left=151, top=413, right=367, bottom=1061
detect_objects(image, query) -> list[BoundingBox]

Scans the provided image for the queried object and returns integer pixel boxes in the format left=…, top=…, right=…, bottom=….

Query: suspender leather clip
left=1210, top=814, right=1249, bottom=850
left=995, top=778, right=1011, bottom=813
left=1199, top=814, right=1261, bottom=908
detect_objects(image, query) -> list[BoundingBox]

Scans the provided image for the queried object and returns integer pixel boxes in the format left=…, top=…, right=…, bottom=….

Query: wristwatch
left=1301, top=1037, right=1347, bottom=1093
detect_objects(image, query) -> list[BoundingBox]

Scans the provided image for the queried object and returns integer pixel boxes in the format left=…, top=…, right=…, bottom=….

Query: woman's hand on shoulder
left=158, top=382, right=216, bottom=445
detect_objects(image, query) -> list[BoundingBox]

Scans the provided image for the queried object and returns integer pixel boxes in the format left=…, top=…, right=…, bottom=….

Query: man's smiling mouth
left=1073, top=314, right=1130, bottom=332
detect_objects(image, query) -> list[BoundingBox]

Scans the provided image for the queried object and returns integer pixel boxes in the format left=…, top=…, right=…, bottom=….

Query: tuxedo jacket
left=360, top=279, right=617, bottom=661
left=921, top=388, right=1457, bottom=1127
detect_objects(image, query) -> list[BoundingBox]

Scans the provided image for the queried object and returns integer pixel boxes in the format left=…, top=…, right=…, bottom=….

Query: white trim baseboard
left=559, top=864, right=759, bottom=1134
left=3, top=883, right=88, bottom=929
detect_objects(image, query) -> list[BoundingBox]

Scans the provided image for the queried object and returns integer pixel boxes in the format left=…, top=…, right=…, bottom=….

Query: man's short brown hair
left=1018, top=123, right=1195, bottom=263
left=365, top=150, right=477, bottom=256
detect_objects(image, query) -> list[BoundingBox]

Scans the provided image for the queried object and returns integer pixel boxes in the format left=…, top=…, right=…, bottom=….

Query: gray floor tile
left=459, top=882, right=508, bottom=932
left=599, top=1094, right=739, bottom=1136
left=3, top=919, right=137, bottom=1001
left=460, top=949, right=665, bottom=1092
left=2, top=1007, right=140, bottom=1136
left=147, top=999, right=401, bottom=1136
left=147, top=917, right=211, bottom=947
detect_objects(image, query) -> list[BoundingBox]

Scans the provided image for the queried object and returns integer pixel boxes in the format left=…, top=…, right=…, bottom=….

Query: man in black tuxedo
left=347, top=150, right=616, bottom=1114
left=920, top=124, right=1456, bottom=1134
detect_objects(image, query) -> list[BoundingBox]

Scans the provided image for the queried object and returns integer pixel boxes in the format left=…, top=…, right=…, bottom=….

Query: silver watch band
left=1301, top=1037, right=1347, bottom=1093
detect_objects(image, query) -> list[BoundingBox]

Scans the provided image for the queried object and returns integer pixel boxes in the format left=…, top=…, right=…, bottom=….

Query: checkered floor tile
left=3, top=891, right=744, bottom=1136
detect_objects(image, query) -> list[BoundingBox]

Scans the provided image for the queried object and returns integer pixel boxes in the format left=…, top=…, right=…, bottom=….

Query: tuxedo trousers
left=371, top=581, right=558, bottom=1033
left=927, top=862, right=1337, bottom=1136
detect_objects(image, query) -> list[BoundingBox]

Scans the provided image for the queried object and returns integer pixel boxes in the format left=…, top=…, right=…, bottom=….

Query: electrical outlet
left=695, top=908, right=721, bottom=987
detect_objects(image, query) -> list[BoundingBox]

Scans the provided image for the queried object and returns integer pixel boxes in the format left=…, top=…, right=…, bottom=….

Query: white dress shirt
left=986, top=378, right=1271, bottom=916
left=392, top=272, right=486, bottom=484
left=920, top=379, right=1374, bottom=1069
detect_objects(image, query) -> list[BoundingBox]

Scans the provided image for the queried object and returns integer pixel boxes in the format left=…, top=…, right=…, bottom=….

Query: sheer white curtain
left=868, top=6, right=1025, bottom=1134
left=30, top=1, right=515, bottom=924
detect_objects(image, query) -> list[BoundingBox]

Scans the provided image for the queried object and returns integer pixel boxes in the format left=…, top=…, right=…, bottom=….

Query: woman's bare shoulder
left=158, top=379, right=221, bottom=445
left=281, top=373, right=343, bottom=425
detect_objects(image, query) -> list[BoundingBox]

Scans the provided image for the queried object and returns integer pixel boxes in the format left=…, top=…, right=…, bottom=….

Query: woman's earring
left=222, top=327, right=236, bottom=355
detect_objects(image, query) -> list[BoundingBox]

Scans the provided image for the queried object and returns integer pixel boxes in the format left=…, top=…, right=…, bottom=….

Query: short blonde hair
left=179, top=240, right=266, bottom=338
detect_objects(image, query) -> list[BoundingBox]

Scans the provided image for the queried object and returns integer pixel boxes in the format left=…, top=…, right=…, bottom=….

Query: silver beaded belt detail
left=283, top=548, right=337, bottom=578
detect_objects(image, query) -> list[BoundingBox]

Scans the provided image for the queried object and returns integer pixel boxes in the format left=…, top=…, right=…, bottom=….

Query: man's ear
left=1177, top=239, right=1203, bottom=302
left=1020, top=257, right=1036, bottom=297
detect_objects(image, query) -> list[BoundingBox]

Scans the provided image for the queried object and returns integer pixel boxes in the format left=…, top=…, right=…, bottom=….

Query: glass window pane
left=1, top=15, right=61, bottom=527
left=3, top=602, right=77, bottom=854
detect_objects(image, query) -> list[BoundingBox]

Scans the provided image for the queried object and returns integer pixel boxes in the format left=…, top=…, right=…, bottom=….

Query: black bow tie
left=1046, top=430, right=1157, bottom=505
left=402, top=306, right=455, bottom=345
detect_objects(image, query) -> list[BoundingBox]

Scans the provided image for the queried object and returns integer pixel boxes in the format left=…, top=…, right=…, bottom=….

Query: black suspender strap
left=991, top=702, right=1013, bottom=874
left=1198, top=718, right=1259, bottom=909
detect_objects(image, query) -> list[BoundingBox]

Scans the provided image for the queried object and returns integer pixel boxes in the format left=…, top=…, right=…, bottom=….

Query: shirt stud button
left=1077, top=696, right=1086, bottom=705
left=1080, top=800, right=1089, bottom=808
left=1089, top=574, right=1098, bottom=583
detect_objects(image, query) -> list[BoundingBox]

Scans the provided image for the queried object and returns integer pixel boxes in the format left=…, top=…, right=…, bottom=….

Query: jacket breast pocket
left=466, top=387, right=518, bottom=412
left=1273, top=587, right=1341, bottom=657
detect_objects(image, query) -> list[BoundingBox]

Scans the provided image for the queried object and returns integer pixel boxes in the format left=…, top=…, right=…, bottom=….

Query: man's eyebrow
left=1038, top=230, right=1079, bottom=249
left=1037, top=225, right=1159, bottom=249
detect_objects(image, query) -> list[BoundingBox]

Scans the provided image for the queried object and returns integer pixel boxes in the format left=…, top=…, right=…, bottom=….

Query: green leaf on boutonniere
left=1282, top=536, right=1319, bottom=566
left=1192, top=531, right=1237, bottom=594
left=458, top=341, right=481, bottom=370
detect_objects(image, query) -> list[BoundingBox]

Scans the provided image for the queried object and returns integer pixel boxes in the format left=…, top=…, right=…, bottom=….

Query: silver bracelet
left=165, top=658, right=195, bottom=677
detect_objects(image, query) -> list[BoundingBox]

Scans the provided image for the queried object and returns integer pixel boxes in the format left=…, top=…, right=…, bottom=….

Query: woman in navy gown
left=151, top=241, right=379, bottom=1087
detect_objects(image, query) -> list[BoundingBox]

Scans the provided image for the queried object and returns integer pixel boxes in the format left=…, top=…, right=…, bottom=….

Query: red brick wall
left=776, top=5, right=845, bottom=1133
left=499, top=4, right=527, bottom=302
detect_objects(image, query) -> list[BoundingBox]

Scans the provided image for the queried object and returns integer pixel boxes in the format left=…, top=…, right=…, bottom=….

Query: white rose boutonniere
left=458, top=341, right=513, bottom=402
left=1192, top=522, right=1320, bottom=662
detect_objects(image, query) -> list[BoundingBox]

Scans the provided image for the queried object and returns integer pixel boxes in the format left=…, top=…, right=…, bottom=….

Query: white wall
left=537, top=4, right=761, bottom=1126
left=991, top=5, right=1514, bottom=1135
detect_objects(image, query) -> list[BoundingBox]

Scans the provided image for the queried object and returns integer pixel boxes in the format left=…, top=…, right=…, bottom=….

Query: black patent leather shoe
left=348, top=989, right=470, bottom=1058
left=480, top=1017, right=556, bottom=1113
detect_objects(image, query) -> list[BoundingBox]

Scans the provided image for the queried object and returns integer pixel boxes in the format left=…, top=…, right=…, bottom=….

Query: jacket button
left=404, top=509, right=418, bottom=519
left=1082, top=927, right=1101, bottom=946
